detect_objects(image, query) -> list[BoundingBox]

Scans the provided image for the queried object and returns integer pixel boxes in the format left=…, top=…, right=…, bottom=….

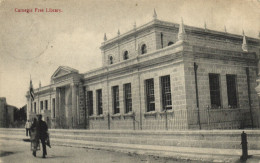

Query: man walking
left=25, top=120, right=31, bottom=137
left=36, top=114, right=48, bottom=158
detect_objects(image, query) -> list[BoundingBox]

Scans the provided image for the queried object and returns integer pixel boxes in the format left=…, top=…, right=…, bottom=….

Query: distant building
left=26, top=13, right=260, bottom=130
left=0, top=97, right=16, bottom=127
left=14, top=105, right=27, bottom=122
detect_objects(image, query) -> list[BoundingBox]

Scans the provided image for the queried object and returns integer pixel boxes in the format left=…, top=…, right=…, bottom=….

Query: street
left=0, top=139, right=187, bottom=163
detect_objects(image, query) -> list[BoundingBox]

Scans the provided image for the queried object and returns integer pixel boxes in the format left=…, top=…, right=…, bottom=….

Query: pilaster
left=119, top=84, right=123, bottom=114
left=93, top=89, right=97, bottom=115
left=154, top=76, right=161, bottom=112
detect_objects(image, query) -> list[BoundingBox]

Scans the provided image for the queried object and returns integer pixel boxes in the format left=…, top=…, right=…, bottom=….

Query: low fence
left=88, top=108, right=255, bottom=130
left=187, top=108, right=252, bottom=129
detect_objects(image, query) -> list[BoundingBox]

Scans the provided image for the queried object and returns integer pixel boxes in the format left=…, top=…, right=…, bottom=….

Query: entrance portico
left=51, top=66, right=82, bottom=128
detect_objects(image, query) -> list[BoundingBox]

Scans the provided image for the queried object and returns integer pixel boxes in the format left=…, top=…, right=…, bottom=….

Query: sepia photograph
left=0, top=0, right=260, bottom=162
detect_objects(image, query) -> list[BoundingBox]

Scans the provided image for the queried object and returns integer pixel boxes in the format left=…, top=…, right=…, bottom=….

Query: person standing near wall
left=25, top=120, right=31, bottom=137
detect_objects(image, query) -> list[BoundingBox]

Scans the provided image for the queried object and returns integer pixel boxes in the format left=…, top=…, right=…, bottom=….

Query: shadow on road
left=22, top=139, right=31, bottom=142
left=43, top=155, right=70, bottom=159
left=234, top=155, right=260, bottom=163
left=0, top=151, right=15, bottom=157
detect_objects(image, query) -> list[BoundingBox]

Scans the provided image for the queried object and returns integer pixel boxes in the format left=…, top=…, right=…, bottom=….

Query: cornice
left=100, top=19, right=259, bottom=50
left=192, top=45, right=257, bottom=63
left=85, top=42, right=186, bottom=81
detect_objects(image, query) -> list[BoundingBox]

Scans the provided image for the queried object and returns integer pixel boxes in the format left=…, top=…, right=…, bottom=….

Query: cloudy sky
left=0, top=0, right=259, bottom=107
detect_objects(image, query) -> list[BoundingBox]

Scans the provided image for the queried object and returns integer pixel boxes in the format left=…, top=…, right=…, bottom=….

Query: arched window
left=123, top=51, right=128, bottom=60
left=109, top=56, right=113, bottom=64
left=141, top=44, right=147, bottom=54
left=168, top=41, right=174, bottom=46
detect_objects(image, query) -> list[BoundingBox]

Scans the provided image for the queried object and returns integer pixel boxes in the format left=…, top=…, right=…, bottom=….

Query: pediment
left=51, top=66, right=78, bottom=79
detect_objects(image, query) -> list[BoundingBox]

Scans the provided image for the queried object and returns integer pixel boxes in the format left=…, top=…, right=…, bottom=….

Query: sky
left=0, top=0, right=259, bottom=108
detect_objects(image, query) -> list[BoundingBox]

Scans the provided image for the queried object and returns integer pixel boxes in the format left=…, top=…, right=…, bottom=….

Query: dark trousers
left=40, top=138, right=47, bottom=156
left=26, top=129, right=31, bottom=136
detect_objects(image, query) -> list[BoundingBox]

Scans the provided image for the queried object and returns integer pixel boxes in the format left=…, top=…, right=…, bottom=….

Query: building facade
left=26, top=16, right=260, bottom=130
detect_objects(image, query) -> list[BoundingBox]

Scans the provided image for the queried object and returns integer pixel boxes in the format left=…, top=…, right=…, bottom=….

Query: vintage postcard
left=0, top=0, right=260, bottom=162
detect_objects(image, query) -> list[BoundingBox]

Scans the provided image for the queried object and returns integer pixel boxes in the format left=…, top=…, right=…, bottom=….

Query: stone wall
left=183, top=52, right=259, bottom=128
left=154, top=29, right=178, bottom=50
left=102, top=29, right=158, bottom=66
left=85, top=58, right=189, bottom=130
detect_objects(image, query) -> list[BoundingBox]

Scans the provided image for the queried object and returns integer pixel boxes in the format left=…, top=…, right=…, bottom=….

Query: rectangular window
left=226, top=74, right=238, bottom=108
left=113, top=86, right=120, bottom=114
left=96, top=89, right=103, bottom=115
left=34, top=102, right=36, bottom=113
left=124, top=83, right=132, bottom=113
left=40, top=101, right=43, bottom=110
left=52, top=98, right=55, bottom=118
left=45, top=100, right=48, bottom=110
left=161, top=75, right=172, bottom=110
left=87, top=91, right=93, bottom=116
left=209, top=73, right=221, bottom=108
left=145, top=79, right=155, bottom=112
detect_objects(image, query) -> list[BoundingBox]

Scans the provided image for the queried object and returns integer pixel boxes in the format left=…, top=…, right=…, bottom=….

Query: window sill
left=123, top=112, right=134, bottom=119
left=144, top=111, right=158, bottom=118
left=111, top=113, right=122, bottom=119
left=89, top=115, right=96, bottom=120
left=159, top=110, right=174, bottom=116
left=209, top=107, right=240, bottom=111
left=94, top=114, right=105, bottom=120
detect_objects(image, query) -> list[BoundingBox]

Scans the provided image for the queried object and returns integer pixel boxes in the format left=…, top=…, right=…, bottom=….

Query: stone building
left=0, top=97, right=15, bottom=127
left=26, top=14, right=260, bottom=130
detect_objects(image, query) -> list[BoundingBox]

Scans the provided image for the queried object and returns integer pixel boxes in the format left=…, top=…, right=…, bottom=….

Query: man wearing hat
left=35, top=114, right=48, bottom=158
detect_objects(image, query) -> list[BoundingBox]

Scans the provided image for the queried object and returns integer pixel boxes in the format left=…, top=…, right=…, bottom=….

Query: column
left=71, top=83, right=77, bottom=127
left=55, top=88, right=60, bottom=124
left=77, top=88, right=79, bottom=124
left=51, top=89, right=54, bottom=119
left=65, top=87, right=71, bottom=128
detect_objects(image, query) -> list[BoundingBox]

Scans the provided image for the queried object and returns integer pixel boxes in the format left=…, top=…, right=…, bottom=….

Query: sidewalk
left=1, top=133, right=260, bottom=162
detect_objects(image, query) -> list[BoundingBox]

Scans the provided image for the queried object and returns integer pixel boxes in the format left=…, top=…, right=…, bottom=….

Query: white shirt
left=25, top=122, right=32, bottom=129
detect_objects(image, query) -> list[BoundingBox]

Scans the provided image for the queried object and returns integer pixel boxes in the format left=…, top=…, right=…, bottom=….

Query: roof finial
left=178, top=17, right=186, bottom=42
left=133, top=21, right=136, bottom=29
left=242, top=30, right=248, bottom=52
left=117, top=29, right=120, bottom=36
left=39, top=81, right=41, bottom=88
left=204, top=21, right=207, bottom=30
left=153, top=8, right=157, bottom=20
left=224, top=26, right=227, bottom=33
left=29, top=74, right=32, bottom=88
left=104, top=33, right=107, bottom=41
